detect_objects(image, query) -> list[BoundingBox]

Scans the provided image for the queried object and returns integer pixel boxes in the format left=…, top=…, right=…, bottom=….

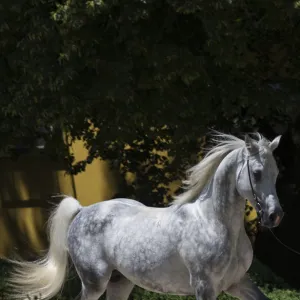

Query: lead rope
left=246, top=158, right=300, bottom=256
left=268, top=229, right=300, bottom=256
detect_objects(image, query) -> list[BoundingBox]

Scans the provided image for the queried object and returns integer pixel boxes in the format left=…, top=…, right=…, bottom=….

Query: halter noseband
left=246, top=157, right=263, bottom=223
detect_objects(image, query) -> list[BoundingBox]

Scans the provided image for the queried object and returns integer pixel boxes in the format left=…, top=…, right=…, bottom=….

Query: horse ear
left=269, top=135, right=281, bottom=152
left=245, top=134, right=259, bottom=154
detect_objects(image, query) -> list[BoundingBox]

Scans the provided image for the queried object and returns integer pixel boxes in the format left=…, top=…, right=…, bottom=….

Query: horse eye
left=253, top=170, right=262, bottom=181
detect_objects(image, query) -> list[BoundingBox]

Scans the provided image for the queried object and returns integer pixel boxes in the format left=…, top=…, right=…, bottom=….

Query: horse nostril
left=268, top=207, right=283, bottom=227
left=269, top=212, right=277, bottom=223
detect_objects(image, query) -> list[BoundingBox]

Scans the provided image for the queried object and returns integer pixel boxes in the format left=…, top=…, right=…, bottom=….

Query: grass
left=1, top=258, right=299, bottom=300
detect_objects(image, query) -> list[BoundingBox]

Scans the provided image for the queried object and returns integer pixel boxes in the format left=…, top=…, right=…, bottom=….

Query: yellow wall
left=0, top=138, right=118, bottom=258
left=69, top=139, right=118, bottom=206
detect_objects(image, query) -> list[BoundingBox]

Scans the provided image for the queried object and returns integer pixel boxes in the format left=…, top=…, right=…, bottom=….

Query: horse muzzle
left=261, top=206, right=284, bottom=228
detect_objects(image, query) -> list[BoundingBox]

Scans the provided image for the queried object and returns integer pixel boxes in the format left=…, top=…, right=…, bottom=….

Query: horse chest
left=218, top=232, right=253, bottom=291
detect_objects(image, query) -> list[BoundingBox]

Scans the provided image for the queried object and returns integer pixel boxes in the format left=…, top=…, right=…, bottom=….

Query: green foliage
left=2, top=1, right=300, bottom=191
left=0, top=260, right=8, bottom=299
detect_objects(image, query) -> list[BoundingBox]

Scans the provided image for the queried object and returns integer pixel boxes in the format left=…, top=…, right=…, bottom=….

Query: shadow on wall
left=0, top=153, right=75, bottom=259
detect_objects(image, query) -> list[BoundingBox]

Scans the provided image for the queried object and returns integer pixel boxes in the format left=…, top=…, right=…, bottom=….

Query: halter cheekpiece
left=246, top=156, right=263, bottom=223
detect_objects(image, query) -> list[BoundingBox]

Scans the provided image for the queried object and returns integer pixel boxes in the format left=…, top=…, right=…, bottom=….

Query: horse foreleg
left=190, top=274, right=217, bottom=300
left=106, top=271, right=135, bottom=300
left=225, top=274, right=270, bottom=300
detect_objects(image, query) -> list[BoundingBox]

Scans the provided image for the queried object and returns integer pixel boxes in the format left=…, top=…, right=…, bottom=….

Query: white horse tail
left=6, top=196, right=82, bottom=300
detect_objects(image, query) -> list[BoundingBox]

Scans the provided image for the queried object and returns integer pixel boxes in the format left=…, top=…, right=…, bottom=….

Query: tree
left=51, top=0, right=300, bottom=200
left=2, top=0, right=300, bottom=165
left=0, top=0, right=69, bottom=159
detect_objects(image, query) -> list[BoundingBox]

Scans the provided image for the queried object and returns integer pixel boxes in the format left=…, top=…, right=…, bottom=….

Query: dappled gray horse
left=7, top=132, right=284, bottom=300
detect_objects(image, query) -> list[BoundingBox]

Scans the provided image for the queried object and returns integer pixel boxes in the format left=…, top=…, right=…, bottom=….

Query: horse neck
left=196, top=149, right=246, bottom=233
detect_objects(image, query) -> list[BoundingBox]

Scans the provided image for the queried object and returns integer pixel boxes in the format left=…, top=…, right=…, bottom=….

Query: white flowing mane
left=172, top=131, right=269, bottom=206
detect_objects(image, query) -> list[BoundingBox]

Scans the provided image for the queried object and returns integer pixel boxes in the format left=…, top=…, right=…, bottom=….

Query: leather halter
left=246, top=157, right=263, bottom=223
